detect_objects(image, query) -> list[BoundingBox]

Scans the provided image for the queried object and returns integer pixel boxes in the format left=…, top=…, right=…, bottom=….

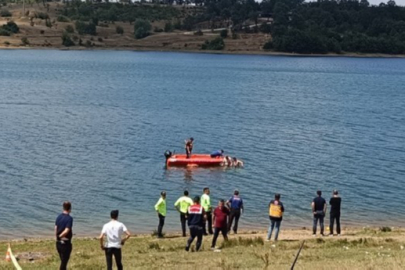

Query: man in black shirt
left=311, top=190, right=326, bottom=236
left=55, top=201, right=73, bottom=270
left=329, top=190, right=342, bottom=236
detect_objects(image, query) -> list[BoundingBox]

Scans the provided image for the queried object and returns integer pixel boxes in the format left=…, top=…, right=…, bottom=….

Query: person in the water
left=185, top=138, right=194, bottom=158
left=232, top=158, right=244, bottom=167
left=210, top=150, right=224, bottom=158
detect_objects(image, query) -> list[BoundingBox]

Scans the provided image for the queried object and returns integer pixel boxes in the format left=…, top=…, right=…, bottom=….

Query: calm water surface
left=0, top=50, right=404, bottom=239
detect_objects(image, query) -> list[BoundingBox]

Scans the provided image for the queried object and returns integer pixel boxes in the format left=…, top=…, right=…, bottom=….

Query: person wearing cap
left=55, top=201, right=73, bottom=270
left=185, top=138, right=194, bottom=158
left=329, top=190, right=342, bottom=236
left=174, top=190, right=194, bottom=237
left=155, top=191, right=167, bottom=238
left=226, top=190, right=244, bottom=234
left=185, top=196, right=207, bottom=252
left=267, top=194, right=284, bottom=241
left=312, top=190, right=327, bottom=236
left=201, top=187, right=213, bottom=235
left=99, top=210, right=131, bottom=270
left=210, top=149, right=224, bottom=158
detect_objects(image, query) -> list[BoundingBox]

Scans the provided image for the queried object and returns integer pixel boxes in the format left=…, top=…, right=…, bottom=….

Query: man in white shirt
left=99, top=210, right=131, bottom=270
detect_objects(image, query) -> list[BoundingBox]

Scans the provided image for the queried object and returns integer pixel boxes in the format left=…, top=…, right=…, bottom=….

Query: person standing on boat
left=55, top=201, right=73, bottom=270
left=185, top=196, right=206, bottom=252
left=201, top=187, right=213, bottom=235
left=312, top=190, right=327, bottom=236
left=155, top=191, right=167, bottom=238
left=227, top=190, right=244, bottom=234
left=174, top=190, right=194, bottom=237
left=329, top=190, right=341, bottom=236
left=185, top=138, right=194, bottom=158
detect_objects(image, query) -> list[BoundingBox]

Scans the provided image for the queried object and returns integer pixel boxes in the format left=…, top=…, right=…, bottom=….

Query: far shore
left=2, top=45, right=405, bottom=59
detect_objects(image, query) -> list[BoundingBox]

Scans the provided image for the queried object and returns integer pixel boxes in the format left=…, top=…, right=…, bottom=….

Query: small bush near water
left=0, top=9, right=11, bottom=17
left=202, top=37, right=225, bottom=50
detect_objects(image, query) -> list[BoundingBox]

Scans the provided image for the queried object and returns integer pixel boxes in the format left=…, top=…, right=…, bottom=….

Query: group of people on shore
left=54, top=189, right=341, bottom=269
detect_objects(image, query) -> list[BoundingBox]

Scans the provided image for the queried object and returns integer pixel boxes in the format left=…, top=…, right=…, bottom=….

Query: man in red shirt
left=211, top=199, right=230, bottom=249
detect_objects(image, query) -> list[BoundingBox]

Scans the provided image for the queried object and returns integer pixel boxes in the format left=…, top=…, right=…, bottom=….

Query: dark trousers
left=105, top=248, right=122, bottom=270
left=56, top=241, right=72, bottom=270
left=211, top=227, right=228, bottom=248
left=158, top=214, right=165, bottom=237
left=228, top=208, right=241, bottom=233
left=186, top=148, right=192, bottom=158
left=330, top=213, right=341, bottom=235
left=180, top=213, right=187, bottom=236
left=186, top=226, right=203, bottom=251
left=203, top=211, right=213, bottom=235
left=313, top=215, right=325, bottom=235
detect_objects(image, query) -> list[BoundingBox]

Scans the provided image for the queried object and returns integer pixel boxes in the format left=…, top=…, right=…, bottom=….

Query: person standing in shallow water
left=312, top=190, right=327, bottom=236
left=155, top=191, right=167, bottom=238
left=99, top=210, right=131, bottom=270
left=185, top=137, right=194, bottom=158
left=55, top=201, right=73, bottom=270
left=329, top=190, right=342, bottom=236
left=267, top=194, right=284, bottom=241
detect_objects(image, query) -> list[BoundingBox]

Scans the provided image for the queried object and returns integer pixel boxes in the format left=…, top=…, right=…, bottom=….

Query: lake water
left=0, top=50, right=404, bottom=239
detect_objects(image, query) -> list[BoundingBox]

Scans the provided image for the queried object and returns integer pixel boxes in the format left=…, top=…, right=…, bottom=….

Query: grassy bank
left=1, top=227, right=404, bottom=269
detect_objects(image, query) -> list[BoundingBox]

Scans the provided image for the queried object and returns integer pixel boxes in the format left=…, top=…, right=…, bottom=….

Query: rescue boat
left=164, top=151, right=225, bottom=167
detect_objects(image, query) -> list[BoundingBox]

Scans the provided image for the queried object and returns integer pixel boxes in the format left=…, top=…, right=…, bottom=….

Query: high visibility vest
left=269, top=201, right=283, bottom=218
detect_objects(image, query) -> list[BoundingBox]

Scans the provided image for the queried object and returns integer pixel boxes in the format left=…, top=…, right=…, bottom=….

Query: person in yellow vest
left=267, top=193, right=284, bottom=241
left=174, top=190, right=193, bottom=237
left=155, top=191, right=167, bottom=238
left=201, top=187, right=213, bottom=235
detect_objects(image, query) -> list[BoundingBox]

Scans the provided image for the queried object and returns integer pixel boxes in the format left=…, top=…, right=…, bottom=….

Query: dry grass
left=0, top=228, right=404, bottom=269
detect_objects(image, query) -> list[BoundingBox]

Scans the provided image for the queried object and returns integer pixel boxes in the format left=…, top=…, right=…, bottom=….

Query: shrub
left=45, top=19, right=52, bottom=28
left=65, top=25, right=74, bottom=33
left=40, top=30, right=45, bottom=34
left=0, top=9, right=11, bottom=17
left=61, top=32, right=75, bottom=47
left=380, top=227, right=392, bottom=232
left=57, top=15, right=70, bottom=22
left=4, top=41, right=10, bottom=45
left=263, top=40, right=273, bottom=50
left=220, top=29, right=228, bottom=38
left=99, top=23, right=109, bottom=28
left=21, top=37, right=29, bottom=45
left=85, top=40, right=92, bottom=47
left=2, top=21, right=19, bottom=34
left=75, top=21, right=96, bottom=35
left=36, top=12, right=49, bottom=20
left=97, top=37, right=103, bottom=42
left=0, top=28, right=10, bottom=36
left=201, top=37, right=225, bottom=50
left=164, top=21, right=173, bottom=32
left=154, top=27, right=163, bottom=33
left=194, top=29, right=203, bottom=36
left=134, top=19, right=151, bottom=39
left=116, top=25, right=124, bottom=35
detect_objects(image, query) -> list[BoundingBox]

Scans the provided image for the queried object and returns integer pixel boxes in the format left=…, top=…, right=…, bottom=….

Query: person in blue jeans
left=312, top=190, right=327, bottom=236
left=267, top=194, right=284, bottom=241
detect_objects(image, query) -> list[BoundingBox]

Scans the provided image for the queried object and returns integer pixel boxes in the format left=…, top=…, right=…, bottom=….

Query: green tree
left=134, top=19, right=151, bottom=39
left=220, top=29, right=228, bottom=38
left=62, top=32, right=75, bottom=46
left=116, top=25, right=124, bottom=35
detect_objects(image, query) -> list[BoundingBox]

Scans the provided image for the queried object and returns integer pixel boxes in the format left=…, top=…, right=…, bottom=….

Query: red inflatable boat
left=166, top=153, right=225, bottom=167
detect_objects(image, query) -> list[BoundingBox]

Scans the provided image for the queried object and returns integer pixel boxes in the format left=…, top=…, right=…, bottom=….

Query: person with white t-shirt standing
left=99, top=210, right=131, bottom=270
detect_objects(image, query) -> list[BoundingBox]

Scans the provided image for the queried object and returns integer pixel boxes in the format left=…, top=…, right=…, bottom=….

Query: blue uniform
left=228, top=196, right=243, bottom=210
left=210, top=150, right=223, bottom=158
